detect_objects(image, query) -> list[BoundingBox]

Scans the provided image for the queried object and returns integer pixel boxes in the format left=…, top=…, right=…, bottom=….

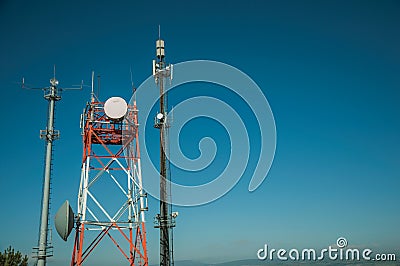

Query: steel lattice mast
left=153, top=32, right=176, bottom=266
left=70, top=73, right=148, bottom=266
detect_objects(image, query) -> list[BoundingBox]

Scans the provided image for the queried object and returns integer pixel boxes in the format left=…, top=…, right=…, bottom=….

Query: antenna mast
left=153, top=28, right=176, bottom=266
left=25, top=67, right=81, bottom=266
left=33, top=73, right=62, bottom=266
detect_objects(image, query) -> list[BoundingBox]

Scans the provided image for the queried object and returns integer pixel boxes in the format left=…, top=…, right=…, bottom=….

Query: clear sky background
left=0, top=0, right=399, bottom=265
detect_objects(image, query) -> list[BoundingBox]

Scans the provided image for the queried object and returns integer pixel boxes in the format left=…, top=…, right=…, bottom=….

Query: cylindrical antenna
left=156, top=25, right=165, bottom=60
left=97, top=75, right=101, bottom=100
left=91, top=71, right=95, bottom=102
left=130, top=67, right=137, bottom=101
left=156, top=39, right=165, bottom=60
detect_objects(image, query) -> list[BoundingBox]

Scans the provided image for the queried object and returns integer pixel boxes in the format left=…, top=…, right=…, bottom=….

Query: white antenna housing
left=104, top=97, right=128, bottom=120
left=156, top=39, right=165, bottom=59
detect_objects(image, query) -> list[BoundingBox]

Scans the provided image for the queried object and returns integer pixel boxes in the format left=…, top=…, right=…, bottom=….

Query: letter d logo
left=257, top=244, right=268, bottom=260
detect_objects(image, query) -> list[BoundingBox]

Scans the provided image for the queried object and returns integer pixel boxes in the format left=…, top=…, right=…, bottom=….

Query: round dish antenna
left=104, top=97, right=128, bottom=120
left=54, top=200, right=74, bottom=241
left=156, top=113, right=164, bottom=120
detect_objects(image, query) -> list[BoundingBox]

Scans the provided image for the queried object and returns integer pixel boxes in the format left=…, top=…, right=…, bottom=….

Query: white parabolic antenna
left=104, top=97, right=128, bottom=119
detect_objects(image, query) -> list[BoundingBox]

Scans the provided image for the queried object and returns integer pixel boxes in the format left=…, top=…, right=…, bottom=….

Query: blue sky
left=0, top=0, right=399, bottom=265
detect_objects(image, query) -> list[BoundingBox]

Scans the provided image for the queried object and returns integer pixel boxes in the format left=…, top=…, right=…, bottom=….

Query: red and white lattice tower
left=70, top=75, right=148, bottom=266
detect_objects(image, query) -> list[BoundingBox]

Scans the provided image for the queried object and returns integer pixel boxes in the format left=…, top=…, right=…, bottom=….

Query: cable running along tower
left=69, top=73, right=148, bottom=266
left=152, top=32, right=176, bottom=266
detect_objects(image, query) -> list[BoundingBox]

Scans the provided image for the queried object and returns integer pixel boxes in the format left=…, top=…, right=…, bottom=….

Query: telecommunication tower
left=32, top=76, right=60, bottom=266
left=25, top=68, right=80, bottom=266
left=152, top=31, right=176, bottom=266
left=60, top=72, right=148, bottom=265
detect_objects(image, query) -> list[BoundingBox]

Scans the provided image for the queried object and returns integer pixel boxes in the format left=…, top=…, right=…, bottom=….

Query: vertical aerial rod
left=153, top=30, right=175, bottom=266
left=37, top=77, right=61, bottom=266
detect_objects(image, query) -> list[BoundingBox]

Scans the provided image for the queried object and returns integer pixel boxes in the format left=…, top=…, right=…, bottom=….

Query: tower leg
left=71, top=223, right=85, bottom=266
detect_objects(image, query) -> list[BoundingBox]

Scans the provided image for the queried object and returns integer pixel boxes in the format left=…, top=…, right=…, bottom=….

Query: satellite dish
left=156, top=113, right=164, bottom=120
left=55, top=200, right=74, bottom=241
left=104, top=97, right=128, bottom=120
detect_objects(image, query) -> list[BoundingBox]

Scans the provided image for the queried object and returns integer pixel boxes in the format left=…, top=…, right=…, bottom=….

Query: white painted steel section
left=87, top=190, right=113, bottom=222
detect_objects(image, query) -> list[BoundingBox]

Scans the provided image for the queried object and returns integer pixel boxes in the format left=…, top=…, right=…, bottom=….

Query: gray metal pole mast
left=36, top=76, right=61, bottom=266
left=153, top=30, right=176, bottom=266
